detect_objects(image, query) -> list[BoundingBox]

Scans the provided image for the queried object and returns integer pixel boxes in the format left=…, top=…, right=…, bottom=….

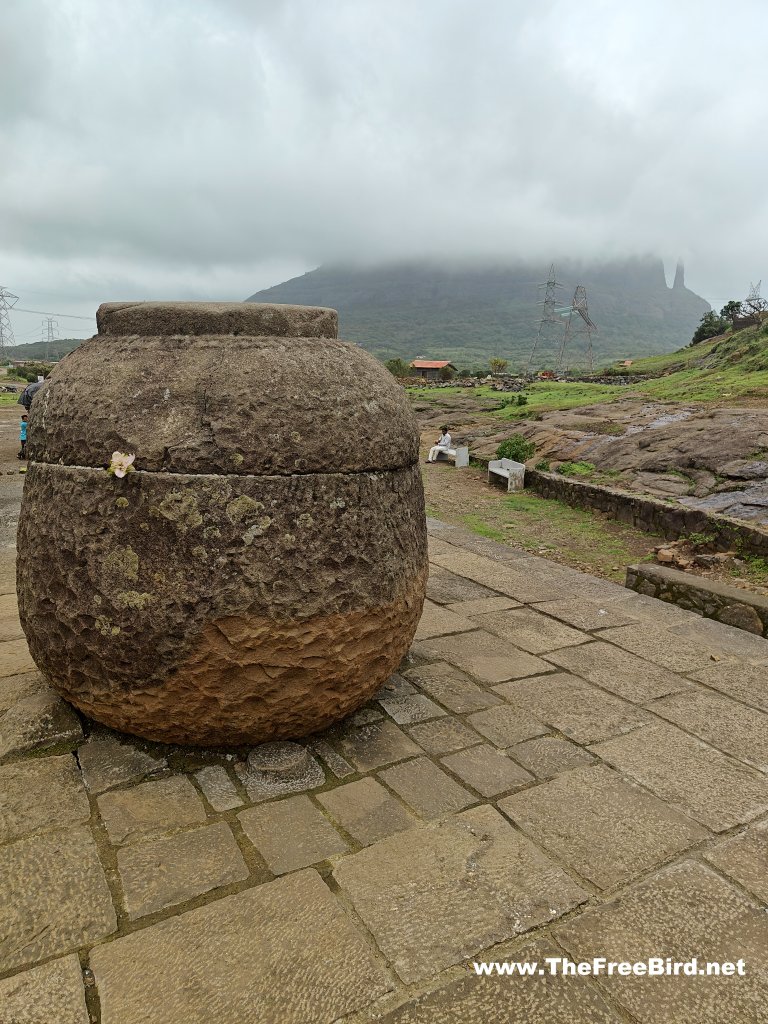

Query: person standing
left=426, top=425, right=452, bottom=463
left=18, top=414, right=28, bottom=460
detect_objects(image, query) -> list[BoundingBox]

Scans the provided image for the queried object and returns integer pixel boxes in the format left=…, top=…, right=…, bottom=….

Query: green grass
left=0, top=393, right=21, bottom=406
left=730, top=555, right=768, bottom=587
left=460, top=515, right=507, bottom=542
left=557, top=461, right=596, bottom=478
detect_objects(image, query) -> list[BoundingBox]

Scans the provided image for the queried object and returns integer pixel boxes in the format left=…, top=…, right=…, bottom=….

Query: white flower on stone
left=108, top=452, right=136, bottom=478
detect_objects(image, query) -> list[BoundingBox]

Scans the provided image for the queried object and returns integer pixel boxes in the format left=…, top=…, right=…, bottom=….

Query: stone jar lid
left=29, top=301, right=420, bottom=476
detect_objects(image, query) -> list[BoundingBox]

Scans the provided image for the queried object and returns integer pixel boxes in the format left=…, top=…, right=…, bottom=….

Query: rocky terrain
left=414, top=396, right=768, bottom=527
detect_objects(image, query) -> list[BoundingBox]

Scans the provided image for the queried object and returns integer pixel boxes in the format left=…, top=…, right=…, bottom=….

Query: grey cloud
left=2, top=0, right=768, bottom=337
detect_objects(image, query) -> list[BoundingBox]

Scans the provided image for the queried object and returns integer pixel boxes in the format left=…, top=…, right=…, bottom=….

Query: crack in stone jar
left=17, top=301, right=428, bottom=745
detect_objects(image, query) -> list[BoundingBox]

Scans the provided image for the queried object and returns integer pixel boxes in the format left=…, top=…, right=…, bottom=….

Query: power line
left=13, top=306, right=94, bottom=320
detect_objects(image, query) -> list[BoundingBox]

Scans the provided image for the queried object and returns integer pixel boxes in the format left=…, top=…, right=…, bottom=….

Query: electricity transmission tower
left=42, top=317, right=58, bottom=361
left=744, top=281, right=768, bottom=318
left=557, top=286, right=598, bottom=375
left=0, top=286, right=19, bottom=352
left=526, top=264, right=565, bottom=375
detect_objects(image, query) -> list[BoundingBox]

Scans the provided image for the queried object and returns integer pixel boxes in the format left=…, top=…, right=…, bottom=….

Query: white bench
left=488, top=457, right=525, bottom=491
left=434, top=446, right=469, bottom=468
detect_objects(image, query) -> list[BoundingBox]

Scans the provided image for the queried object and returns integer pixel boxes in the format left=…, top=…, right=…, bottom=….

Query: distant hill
left=606, top=318, right=768, bottom=377
left=247, top=259, right=710, bottom=370
left=2, top=339, right=84, bottom=361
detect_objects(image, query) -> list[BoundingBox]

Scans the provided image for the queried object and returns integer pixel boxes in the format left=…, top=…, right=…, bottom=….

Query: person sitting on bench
left=426, top=426, right=452, bottom=463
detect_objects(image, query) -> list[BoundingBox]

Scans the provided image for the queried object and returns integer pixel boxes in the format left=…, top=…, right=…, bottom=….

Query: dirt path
left=420, top=431, right=660, bottom=582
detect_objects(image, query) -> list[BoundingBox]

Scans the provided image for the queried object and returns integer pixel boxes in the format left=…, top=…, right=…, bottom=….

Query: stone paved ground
left=2, top=519, right=768, bottom=1022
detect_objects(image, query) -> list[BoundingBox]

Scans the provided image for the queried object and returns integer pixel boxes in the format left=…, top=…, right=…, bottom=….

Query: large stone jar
left=17, top=302, right=427, bottom=746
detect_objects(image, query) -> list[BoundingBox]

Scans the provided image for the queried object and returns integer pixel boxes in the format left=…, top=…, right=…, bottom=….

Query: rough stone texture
left=0, top=754, right=90, bottom=844
left=404, top=661, right=501, bottom=713
left=235, top=741, right=325, bottom=802
left=379, top=757, right=474, bottom=818
left=97, top=776, right=207, bottom=846
left=445, top=596, right=520, bottom=615
left=650, top=689, right=768, bottom=770
left=406, top=716, right=480, bottom=755
left=555, top=861, right=768, bottom=1024
left=318, top=777, right=417, bottom=845
left=413, top=600, right=476, bottom=641
left=441, top=743, right=534, bottom=797
left=19, top=462, right=427, bottom=746
left=118, top=822, right=249, bottom=919
left=531, top=597, right=639, bottom=631
left=626, top=562, right=768, bottom=638
left=704, top=819, right=768, bottom=902
left=30, top=304, right=418, bottom=475
left=508, top=735, right=596, bottom=778
left=546, top=640, right=690, bottom=703
left=194, top=765, right=243, bottom=811
left=690, top=660, right=768, bottom=711
left=335, top=719, right=421, bottom=771
left=333, top=804, right=587, bottom=983
left=379, top=940, right=621, bottom=1023
left=415, top=633, right=550, bottom=685
left=77, top=736, right=167, bottom=793
left=494, top=672, right=650, bottom=744
left=428, top=548, right=563, bottom=602
left=306, top=739, right=354, bottom=778
left=499, top=765, right=707, bottom=890
left=0, top=825, right=117, bottom=972
left=425, top=568, right=498, bottom=605
left=466, top=705, right=548, bottom=747
left=0, top=677, right=83, bottom=761
left=98, top=300, right=338, bottom=338
left=90, top=869, right=391, bottom=1024
left=0, top=955, right=90, bottom=1024
left=597, top=623, right=716, bottom=672
left=376, top=691, right=445, bottom=724
left=592, top=723, right=768, bottom=831
left=239, top=795, right=348, bottom=873
left=473, top=607, right=589, bottom=654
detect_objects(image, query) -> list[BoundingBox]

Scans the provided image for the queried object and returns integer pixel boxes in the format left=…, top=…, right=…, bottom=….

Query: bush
left=556, top=460, right=595, bottom=478
left=516, top=394, right=528, bottom=406
left=384, top=358, right=411, bottom=378
left=534, top=459, right=550, bottom=471
left=496, top=435, right=535, bottom=463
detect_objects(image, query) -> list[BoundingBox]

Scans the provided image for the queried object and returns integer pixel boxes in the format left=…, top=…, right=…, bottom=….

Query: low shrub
left=556, top=460, right=596, bottom=478
left=496, top=435, right=536, bottom=462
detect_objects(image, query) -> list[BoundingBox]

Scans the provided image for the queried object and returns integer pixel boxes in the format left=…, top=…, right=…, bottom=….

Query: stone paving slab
left=78, top=736, right=167, bottom=794
left=335, top=719, right=421, bottom=771
left=0, top=754, right=90, bottom=844
left=704, top=819, right=768, bottom=903
left=689, top=660, right=768, bottom=712
left=473, top=607, right=590, bottom=654
left=90, top=870, right=392, bottom=1024
left=592, top=722, right=768, bottom=832
left=97, top=775, right=207, bottom=846
left=669, top=614, right=768, bottom=662
left=0, top=638, right=36, bottom=678
left=650, top=689, right=768, bottom=771
left=0, top=954, right=90, bottom=1024
left=378, top=939, right=622, bottom=1023
left=405, top=716, right=481, bottom=755
left=597, top=624, right=718, bottom=673
left=428, top=549, right=564, bottom=603
left=414, top=599, right=477, bottom=640
left=555, top=861, right=768, bottom=1024
left=318, top=777, right=418, bottom=846
left=494, top=672, right=651, bottom=744
left=239, top=795, right=349, bottom=873
left=0, top=825, right=116, bottom=973
left=415, top=633, right=550, bottom=685
left=444, top=595, right=519, bottom=616
left=0, top=681, right=83, bottom=761
left=425, top=567, right=499, bottom=605
left=545, top=640, right=691, bottom=703
left=376, top=691, right=446, bottom=725
left=440, top=743, right=534, bottom=797
left=117, top=821, right=249, bottom=919
left=404, top=661, right=502, bottom=712
left=466, top=704, right=548, bottom=747
left=531, top=596, right=640, bottom=632
left=378, top=757, right=474, bottom=818
left=0, top=670, right=43, bottom=714
left=499, top=765, right=707, bottom=891
left=333, top=804, right=587, bottom=983
left=507, top=735, right=596, bottom=778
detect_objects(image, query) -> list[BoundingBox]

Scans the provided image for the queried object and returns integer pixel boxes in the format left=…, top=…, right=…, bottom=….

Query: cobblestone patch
left=239, top=795, right=349, bottom=873
left=0, top=754, right=90, bottom=844
left=0, top=955, right=90, bottom=1024
left=415, top=631, right=551, bottom=684
left=318, top=777, right=418, bottom=845
left=97, top=775, right=207, bottom=846
left=78, top=735, right=167, bottom=793
left=545, top=640, right=690, bottom=703
left=441, top=743, right=533, bottom=797
left=704, top=819, right=768, bottom=903
left=378, top=757, right=474, bottom=818
left=507, top=735, right=596, bottom=778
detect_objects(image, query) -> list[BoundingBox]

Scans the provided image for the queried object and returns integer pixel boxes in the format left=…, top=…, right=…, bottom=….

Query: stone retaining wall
left=625, top=563, right=768, bottom=636
left=524, top=469, right=768, bottom=557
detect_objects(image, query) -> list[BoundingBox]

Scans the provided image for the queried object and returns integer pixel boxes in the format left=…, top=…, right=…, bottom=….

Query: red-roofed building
left=410, top=359, right=457, bottom=381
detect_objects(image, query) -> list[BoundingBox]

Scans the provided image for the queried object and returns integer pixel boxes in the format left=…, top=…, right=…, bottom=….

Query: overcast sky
left=3, top=0, right=767, bottom=341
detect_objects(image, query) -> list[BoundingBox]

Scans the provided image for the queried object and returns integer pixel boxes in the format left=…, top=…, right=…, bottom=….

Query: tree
left=489, top=357, right=508, bottom=375
left=719, top=300, right=742, bottom=322
left=384, top=358, right=411, bottom=377
left=690, top=310, right=729, bottom=346
left=439, top=365, right=455, bottom=381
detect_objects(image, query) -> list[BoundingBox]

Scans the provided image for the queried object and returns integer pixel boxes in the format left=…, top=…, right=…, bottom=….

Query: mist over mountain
left=247, top=258, right=709, bottom=369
